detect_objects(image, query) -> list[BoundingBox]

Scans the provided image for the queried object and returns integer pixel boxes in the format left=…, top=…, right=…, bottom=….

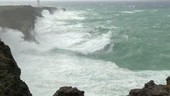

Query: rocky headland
left=0, top=5, right=57, bottom=42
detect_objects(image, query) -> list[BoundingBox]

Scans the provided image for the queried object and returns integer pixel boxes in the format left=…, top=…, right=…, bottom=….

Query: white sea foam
left=122, top=11, right=135, bottom=14
left=13, top=49, right=170, bottom=96
left=121, top=10, right=144, bottom=14
left=34, top=10, right=113, bottom=54
left=70, top=31, right=113, bottom=54
left=0, top=28, right=39, bottom=54
left=41, top=10, right=85, bottom=20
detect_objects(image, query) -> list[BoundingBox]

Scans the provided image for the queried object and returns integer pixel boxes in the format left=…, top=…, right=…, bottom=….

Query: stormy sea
left=1, top=1, right=170, bottom=96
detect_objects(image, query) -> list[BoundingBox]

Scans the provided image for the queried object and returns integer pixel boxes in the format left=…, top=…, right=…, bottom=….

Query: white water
left=35, top=10, right=113, bottom=54
left=0, top=10, right=170, bottom=96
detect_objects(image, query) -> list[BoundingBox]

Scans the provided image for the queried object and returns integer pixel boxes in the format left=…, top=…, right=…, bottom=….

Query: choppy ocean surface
left=1, top=1, right=170, bottom=96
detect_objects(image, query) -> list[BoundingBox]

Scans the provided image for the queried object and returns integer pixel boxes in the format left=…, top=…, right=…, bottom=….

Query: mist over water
left=1, top=1, right=170, bottom=96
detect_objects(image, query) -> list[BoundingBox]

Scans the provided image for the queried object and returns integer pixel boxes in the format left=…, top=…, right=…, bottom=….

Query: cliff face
left=0, top=5, right=57, bottom=42
left=0, top=40, right=32, bottom=96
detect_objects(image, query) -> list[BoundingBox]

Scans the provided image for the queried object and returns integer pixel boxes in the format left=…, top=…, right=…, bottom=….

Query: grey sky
left=0, top=0, right=166, bottom=3
left=0, top=0, right=165, bottom=1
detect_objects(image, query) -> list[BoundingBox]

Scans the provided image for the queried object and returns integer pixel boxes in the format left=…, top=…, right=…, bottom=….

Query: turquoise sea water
left=1, top=1, right=170, bottom=96
left=45, top=1, right=170, bottom=70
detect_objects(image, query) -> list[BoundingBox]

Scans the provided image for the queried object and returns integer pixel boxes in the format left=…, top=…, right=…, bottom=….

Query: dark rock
left=166, top=76, right=170, bottom=85
left=144, top=80, right=155, bottom=88
left=53, top=86, right=84, bottom=96
left=128, top=77, right=170, bottom=96
left=0, top=40, right=32, bottom=96
left=128, top=89, right=142, bottom=96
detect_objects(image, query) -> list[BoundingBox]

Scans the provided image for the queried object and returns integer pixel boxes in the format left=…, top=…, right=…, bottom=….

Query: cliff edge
left=0, top=40, right=32, bottom=96
left=0, top=5, right=57, bottom=42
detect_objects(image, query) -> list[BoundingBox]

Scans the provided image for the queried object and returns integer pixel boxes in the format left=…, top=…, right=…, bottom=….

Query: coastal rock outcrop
left=128, top=76, right=170, bottom=96
left=53, top=86, right=84, bottom=96
left=0, top=40, right=32, bottom=96
left=0, top=5, right=57, bottom=42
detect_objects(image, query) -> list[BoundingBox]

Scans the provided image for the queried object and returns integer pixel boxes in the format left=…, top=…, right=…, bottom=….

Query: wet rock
left=128, top=89, right=142, bottom=96
left=0, top=41, right=32, bottom=96
left=128, top=77, right=170, bottom=96
left=166, top=76, right=170, bottom=85
left=144, top=80, right=155, bottom=88
left=53, top=86, right=84, bottom=96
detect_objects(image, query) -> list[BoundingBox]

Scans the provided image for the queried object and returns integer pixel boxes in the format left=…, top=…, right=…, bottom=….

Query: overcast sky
left=0, top=0, right=166, bottom=3
left=0, top=0, right=164, bottom=1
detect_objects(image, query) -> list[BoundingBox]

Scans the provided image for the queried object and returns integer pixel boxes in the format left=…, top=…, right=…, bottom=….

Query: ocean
left=0, top=1, right=170, bottom=96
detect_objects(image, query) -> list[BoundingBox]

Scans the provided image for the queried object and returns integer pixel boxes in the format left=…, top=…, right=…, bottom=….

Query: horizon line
left=1, top=0, right=170, bottom=2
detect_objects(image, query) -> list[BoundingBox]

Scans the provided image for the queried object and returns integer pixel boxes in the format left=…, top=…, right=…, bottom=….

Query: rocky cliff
left=0, top=5, right=57, bottom=42
left=0, top=40, right=32, bottom=96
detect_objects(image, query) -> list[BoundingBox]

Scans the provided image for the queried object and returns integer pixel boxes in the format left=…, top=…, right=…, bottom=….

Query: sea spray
left=34, top=10, right=114, bottom=54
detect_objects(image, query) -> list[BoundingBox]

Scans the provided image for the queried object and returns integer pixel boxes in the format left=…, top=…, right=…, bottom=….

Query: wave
left=34, top=10, right=114, bottom=55
left=41, top=9, right=85, bottom=20
left=121, top=10, right=144, bottom=14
